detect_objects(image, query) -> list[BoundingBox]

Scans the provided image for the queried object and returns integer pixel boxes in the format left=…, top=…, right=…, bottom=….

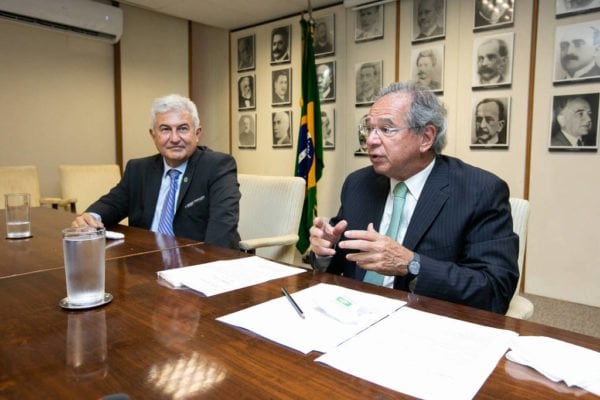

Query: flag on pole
left=295, top=16, right=324, bottom=254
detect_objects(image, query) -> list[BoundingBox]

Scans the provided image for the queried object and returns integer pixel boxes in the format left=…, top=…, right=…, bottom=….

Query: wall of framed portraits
left=229, top=0, right=600, bottom=307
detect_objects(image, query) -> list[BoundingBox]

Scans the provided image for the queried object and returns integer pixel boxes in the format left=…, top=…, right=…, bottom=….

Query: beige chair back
left=0, top=165, right=42, bottom=208
left=238, top=174, right=305, bottom=265
left=59, top=164, right=121, bottom=213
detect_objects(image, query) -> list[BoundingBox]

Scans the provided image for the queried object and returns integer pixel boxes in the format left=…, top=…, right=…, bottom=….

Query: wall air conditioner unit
left=0, top=0, right=123, bottom=44
left=343, top=0, right=395, bottom=10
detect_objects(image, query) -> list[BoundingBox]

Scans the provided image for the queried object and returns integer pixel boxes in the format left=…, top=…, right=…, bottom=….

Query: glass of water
left=4, top=193, right=32, bottom=239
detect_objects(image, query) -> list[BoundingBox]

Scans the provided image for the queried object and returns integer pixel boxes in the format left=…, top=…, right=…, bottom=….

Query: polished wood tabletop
left=0, top=242, right=598, bottom=399
left=0, top=207, right=200, bottom=278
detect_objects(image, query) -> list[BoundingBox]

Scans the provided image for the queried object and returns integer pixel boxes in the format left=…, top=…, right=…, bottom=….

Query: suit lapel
left=175, top=148, right=200, bottom=210
left=403, top=158, right=449, bottom=249
left=144, top=156, right=164, bottom=226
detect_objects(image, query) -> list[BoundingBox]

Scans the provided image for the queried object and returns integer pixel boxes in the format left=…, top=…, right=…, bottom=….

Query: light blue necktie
left=363, top=182, right=408, bottom=286
left=157, top=169, right=181, bottom=236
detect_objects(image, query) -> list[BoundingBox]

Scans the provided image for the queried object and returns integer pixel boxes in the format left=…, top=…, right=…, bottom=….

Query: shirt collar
left=389, top=158, right=436, bottom=200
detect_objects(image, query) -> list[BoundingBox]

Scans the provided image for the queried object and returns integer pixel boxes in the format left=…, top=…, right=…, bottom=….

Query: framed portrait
left=549, top=92, right=598, bottom=152
left=355, top=60, right=383, bottom=106
left=412, top=0, right=446, bottom=43
left=355, top=4, right=384, bottom=42
left=237, top=74, right=255, bottom=111
left=272, top=68, right=291, bottom=106
left=238, top=113, right=256, bottom=149
left=316, top=61, right=336, bottom=103
left=470, top=96, right=511, bottom=149
left=237, top=34, right=255, bottom=72
left=473, top=0, right=514, bottom=31
left=314, top=14, right=335, bottom=57
left=553, top=21, right=600, bottom=84
left=411, top=45, right=445, bottom=93
left=472, top=32, right=514, bottom=89
left=321, top=107, right=335, bottom=149
left=354, top=113, right=369, bottom=156
left=556, top=0, right=600, bottom=18
left=271, top=25, right=291, bottom=64
left=272, top=110, right=293, bottom=148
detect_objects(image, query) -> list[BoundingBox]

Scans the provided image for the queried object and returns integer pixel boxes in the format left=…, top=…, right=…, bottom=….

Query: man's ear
left=420, top=124, right=436, bottom=152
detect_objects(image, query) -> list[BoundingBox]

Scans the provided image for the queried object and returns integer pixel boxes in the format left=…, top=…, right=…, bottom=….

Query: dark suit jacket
left=320, top=155, right=519, bottom=314
left=551, top=130, right=573, bottom=147
left=87, top=146, right=241, bottom=249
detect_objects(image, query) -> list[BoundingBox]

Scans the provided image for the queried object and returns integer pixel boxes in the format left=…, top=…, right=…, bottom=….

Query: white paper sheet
left=316, top=307, right=518, bottom=400
left=217, top=283, right=406, bottom=354
left=156, top=256, right=305, bottom=296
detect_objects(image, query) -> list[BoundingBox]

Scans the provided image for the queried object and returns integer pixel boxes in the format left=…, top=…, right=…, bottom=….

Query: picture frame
left=316, top=61, right=336, bottom=103
left=271, top=25, right=291, bottom=64
left=470, top=96, right=511, bottom=149
left=272, top=68, right=291, bottom=106
left=473, top=0, right=515, bottom=31
left=548, top=92, right=598, bottom=152
left=238, top=113, right=256, bottom=149
left=553, top=20, right=600, bottom=84
left=472, top=32, right=514, bottom=89
left=412, top=0, right=446, bottom=43
left=355, top=113, right=369, bottom=156
left=314, top=14, right=335, bottom=57
left=237, top=34, right=255, bottom=72
left=355, top=60, right=383, bottom=106
left=355, top=4, right=384, bottom=42
left=237, top=74, right=255, bottom=111
left=272, top=110, right=293, bottom=148
left=321, top=107, right=335, bottom=150
left=411, top=44, right=445, bottom=93
left=556, top=0, right=600, bottom=18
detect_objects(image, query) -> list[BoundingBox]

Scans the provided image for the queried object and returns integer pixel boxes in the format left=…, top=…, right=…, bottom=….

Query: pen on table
left=281, top=287, right=305, bottom=319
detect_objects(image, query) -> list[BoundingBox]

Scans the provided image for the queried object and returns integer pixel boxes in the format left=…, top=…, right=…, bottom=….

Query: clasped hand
left=309, top=217, right=413, bottom=276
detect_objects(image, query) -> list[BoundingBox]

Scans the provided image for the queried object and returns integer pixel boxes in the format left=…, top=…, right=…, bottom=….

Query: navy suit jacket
left=87, top=146, right=241, bottom=249
left=324, top=155, right=519, bottom=314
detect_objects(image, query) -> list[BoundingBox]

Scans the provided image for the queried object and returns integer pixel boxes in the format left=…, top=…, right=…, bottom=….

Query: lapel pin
left=184, top=177, right=189, bottom=183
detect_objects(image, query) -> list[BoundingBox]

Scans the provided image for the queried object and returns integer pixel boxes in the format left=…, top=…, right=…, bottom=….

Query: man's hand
left=339, top=223, right=413, bottom=276
left=309, top=217, right=348, bottom=257
left=71, top=213, right=104, bottom=228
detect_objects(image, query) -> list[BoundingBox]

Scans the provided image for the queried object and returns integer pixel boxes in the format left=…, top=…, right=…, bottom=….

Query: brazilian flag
left=295, top=16, right=324, bottom=254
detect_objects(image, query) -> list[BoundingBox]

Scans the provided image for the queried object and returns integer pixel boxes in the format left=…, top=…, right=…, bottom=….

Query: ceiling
left=116, top=0, right=343, bottom=31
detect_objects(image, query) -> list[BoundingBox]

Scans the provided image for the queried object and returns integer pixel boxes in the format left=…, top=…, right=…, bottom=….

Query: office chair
left=0, top=165, right=75, bottom=211
left=506, top=197, right=534, bottom=320
left=237, top=174, right=305, bottom=265
left=59, top=164, right=121, bottom=214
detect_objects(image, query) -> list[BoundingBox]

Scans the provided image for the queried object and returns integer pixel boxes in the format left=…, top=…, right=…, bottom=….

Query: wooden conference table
left=1, top=209, right=599, bottom=399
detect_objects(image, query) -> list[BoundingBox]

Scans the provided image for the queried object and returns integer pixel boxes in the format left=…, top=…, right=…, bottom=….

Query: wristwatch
left=408, top=252, right=421, bottom=275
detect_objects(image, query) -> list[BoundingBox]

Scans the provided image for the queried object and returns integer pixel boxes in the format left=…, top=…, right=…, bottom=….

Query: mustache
left=478, top=66, right=496, bottom=74
left=562, top=54, right=579, bottom=62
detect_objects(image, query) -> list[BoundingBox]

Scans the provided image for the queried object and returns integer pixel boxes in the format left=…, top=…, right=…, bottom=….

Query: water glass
left=4, top=193, right=31, bottom=239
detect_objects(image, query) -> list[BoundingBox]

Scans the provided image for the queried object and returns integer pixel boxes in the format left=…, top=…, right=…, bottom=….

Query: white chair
left=238, top=174, right=305, bottom=265
left=59, top=164, right=121, bottom=214
left=0, top=165, right=75, bottom=211
left=506, top=197, right=534, bottom=319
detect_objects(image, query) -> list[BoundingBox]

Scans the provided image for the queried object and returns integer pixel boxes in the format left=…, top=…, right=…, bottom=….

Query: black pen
left=281, top=287, right=305, bottom=319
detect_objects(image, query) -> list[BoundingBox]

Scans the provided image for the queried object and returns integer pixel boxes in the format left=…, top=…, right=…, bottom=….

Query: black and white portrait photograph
left=411, top=45, right=444, bottom=92
left=237, top=74, right=255, bottom=110
left=237, top=34, right=255, bottom=72
left=317, top=61, right=335, bottom=102
left=553, top=21, right=600, bottom=83
left=271, top=25, right=291, bottom=64
left=471, top=97, right=511, bottom=148
left=272, top=110, right=293, bottom=148
left=474, top=0, right=514, bottom=31
left=355, top=60, right=383, bottom=106
left=355, top=114, right=369, bottom=156
left=238, top=114, right=256, bottom=148
left=314, top=14, right=335, bottom=57
left=556, top=0, right=600, bottom=18
left=549, top=93, right=598, bottom=151
left=472, top=32, right=514, bottom=88
left=412, top=0, right=446, bottom=42
left=272, top=68, right=291, bottom=106
left=355, top=5, right=384, bottom=42
left=321, top=107, right=335, bottom=149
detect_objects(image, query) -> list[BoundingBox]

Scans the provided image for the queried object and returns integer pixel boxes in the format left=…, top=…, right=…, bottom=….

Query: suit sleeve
left=86, top=161, right=132, bottom=227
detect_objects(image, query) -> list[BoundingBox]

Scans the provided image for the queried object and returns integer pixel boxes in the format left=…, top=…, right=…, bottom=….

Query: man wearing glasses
left=309, top=82, right=518, bottom=314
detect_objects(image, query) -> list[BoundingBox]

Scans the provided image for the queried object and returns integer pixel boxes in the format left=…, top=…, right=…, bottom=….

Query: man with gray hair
left=72, top=94, right=241, bottom=249
left=477, top=38, right=508, bottom=84
left=309, top=82, right=518, bottom=314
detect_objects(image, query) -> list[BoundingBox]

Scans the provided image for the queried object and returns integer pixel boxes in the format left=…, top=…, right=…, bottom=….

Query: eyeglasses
left=358, top=124, right=414, bottom=138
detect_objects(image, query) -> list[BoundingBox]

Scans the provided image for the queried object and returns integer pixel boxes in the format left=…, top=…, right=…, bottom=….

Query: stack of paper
left=506, top=336, right=600, bottom=396
left=156, top=256, right=305, bottom=296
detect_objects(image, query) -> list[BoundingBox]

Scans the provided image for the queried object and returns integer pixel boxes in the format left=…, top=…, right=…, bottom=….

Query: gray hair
left=150, top=94, right=200, bottom=129
left=375, top=81, right=447, bottom=154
